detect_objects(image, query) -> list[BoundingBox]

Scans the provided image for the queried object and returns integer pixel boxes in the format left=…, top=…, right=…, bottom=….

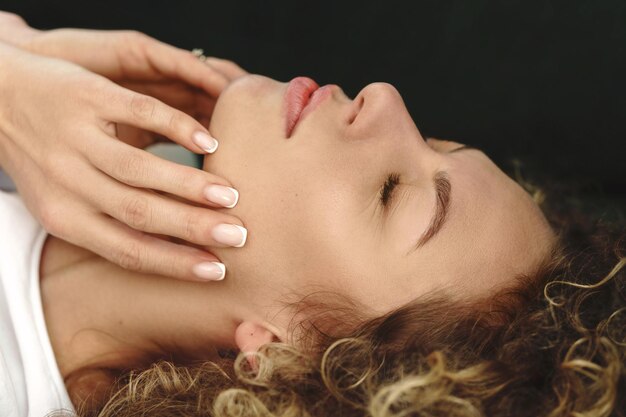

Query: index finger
left=87, top=137, right=238, bottom=209
left=102, top=86, right=218, bottom=154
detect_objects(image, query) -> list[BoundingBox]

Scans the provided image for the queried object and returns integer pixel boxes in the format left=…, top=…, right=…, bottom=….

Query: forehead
left=444, top=153, right=546, bottom=269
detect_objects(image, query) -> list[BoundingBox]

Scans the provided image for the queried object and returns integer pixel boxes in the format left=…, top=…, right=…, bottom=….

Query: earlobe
left=234, top=321, right=278, bottom=369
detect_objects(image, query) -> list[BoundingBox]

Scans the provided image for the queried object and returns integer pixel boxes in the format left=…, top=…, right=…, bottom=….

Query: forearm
left=0, top=11, right=41, bottom=47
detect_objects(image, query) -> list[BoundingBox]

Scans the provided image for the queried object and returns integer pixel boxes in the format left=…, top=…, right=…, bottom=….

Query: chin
left=210, top=75, right=278, bottom=130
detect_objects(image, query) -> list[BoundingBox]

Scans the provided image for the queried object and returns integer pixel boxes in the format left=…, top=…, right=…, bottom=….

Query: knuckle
left=128, top=94, right=157, bottom=122
left=173, top=167, right=199, bottom=193
left=38, top=202, right=65, bottom=236
left=222, top=59, right=241, bottom=71
left=113, top=152, right=146, bottom=185
left=0, top=12, right=26, bottom=25
left=115, top=242, right=144, bottom=271
left=119, top=30, right=153, bottom=63
left=121, top=30, right=148, bottom=43
left=183, top=213, right=202, bottom=243
left=120, top=195, right=151, bottom=230
left=42, top=152, right=68, bottom=183
left=52, top=153, right=84, bottom=184
left=166, top=110, right=183, bottom=133
left=90, top=77, right=116, bottom=103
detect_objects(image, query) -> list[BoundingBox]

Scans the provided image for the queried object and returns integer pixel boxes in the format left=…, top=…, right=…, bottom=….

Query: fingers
left=81, top=170, right=247, bottom=249
left=118, top=80, right=217, bottom=122
left=141, top=36, right=230, bottom=97
left=0, top=11, right=27, bottom=27
left=86, top=137, right=238, bottom=208
left=102, top=86, right=218, bottom=154
left=119, top=80, right=205, bottom=111
left=204, top=57, right=249, bottom=80
left=113, top=190, right=246, bottom=248
left=114, top=31, right=244, bottom=96
left=0, top=11, right=40, bottom=48
left=74, top=211, right=228, bottom=281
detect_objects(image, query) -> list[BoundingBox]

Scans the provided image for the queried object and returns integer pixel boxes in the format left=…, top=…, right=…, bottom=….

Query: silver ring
left=191, top=48, right=208, bottom=62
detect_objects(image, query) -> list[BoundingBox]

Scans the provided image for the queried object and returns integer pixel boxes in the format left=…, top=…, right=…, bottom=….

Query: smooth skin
left=0, top=12, right=248, bottom=281
left=39, top=75, right=556, bottom=403
left=205, top=75, right=557, bottom=311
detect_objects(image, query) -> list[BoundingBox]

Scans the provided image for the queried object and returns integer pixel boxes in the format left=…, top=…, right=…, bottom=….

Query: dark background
left=1, top=0, right=625, bottom=216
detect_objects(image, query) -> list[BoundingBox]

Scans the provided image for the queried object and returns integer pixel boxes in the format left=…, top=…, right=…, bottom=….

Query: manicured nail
left=212, top=224, right=247, bottom=247
left=193, top=262, right=226, bottom=281
left=192, top=131, right=219, bottom=153
left=204, top=185, right=239, bottom=208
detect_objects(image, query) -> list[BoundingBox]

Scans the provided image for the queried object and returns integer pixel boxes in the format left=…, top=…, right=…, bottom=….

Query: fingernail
left=204, top=185, right=239, bottom=208
left=212, top=224, right=247, bottom=247
left=193, top=262, right=226, bottom=281
left=192, top=131, right=219, bottom=153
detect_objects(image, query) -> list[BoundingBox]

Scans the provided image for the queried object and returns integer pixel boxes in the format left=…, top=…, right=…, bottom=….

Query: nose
left=345, top=82, right=417, bottom=139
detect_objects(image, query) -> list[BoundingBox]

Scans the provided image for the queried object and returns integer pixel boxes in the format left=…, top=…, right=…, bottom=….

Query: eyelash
left=380, top=173, right=400, bottom=206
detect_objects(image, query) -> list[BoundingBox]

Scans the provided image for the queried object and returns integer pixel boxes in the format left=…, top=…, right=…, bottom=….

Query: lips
left=284, top=76, right=320, bottom=137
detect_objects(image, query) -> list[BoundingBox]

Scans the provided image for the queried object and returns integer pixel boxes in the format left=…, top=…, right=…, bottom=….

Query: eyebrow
left=406, top=144, right=474, bottom=254
left=408, top=171, right=452, bottom=253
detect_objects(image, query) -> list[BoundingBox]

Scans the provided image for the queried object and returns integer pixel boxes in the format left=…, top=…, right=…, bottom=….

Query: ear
left=235, top=321, right=278, bottom=370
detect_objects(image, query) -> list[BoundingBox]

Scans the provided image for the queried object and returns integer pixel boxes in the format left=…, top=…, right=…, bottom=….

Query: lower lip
left=284, top=77, right=335, bottom=137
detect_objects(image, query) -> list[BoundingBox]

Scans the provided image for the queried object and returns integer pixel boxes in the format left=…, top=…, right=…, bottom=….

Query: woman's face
left=204, top=75, right=555, bottom=315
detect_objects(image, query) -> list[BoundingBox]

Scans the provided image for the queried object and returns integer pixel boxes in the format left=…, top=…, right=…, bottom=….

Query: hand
left=0, top=11, right=40, bottom=46
left=0, top=43, right=245, bottom=281
left=15, top=25, right=248, bottom=148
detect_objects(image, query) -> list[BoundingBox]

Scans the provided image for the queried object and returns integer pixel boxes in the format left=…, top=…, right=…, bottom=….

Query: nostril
left=348, top=95, right=365, bottom=124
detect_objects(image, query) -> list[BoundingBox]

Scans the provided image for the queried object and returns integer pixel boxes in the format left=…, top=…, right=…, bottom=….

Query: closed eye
left=379, top=144, right=474, bottom=208
left=380, top=173, right=400, bottom=207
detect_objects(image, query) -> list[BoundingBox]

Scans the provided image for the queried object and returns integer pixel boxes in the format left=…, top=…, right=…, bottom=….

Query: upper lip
left=284, top=77, right=320, bottom=137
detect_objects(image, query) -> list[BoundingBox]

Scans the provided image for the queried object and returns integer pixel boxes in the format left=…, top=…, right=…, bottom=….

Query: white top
left=0, top=191, right=73, bottom=416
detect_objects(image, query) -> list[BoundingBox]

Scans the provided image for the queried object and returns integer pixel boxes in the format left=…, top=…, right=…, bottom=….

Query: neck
left=39, top=237, right=254, bottom=382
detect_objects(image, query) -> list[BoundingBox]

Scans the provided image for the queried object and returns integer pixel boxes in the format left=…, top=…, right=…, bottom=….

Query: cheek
left=230, top=174, right=365, bottom=287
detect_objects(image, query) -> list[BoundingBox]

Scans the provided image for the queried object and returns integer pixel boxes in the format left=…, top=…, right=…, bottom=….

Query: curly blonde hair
left=63, top=236, right=624, bottom=416
left=64, top=182, right=626, bottom=417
